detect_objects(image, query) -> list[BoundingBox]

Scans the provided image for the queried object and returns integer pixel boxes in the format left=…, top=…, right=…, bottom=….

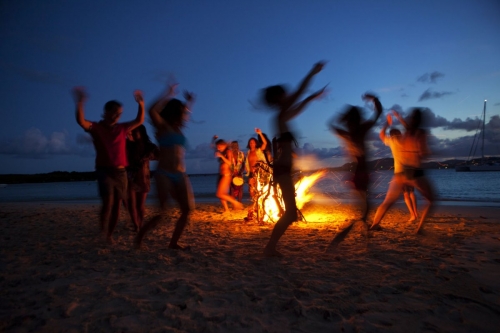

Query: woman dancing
left=261, top=61, right=327, bottom=257
left=214, top=137, right=244, bottom=213
left=135, top=84, right=195, bottom=250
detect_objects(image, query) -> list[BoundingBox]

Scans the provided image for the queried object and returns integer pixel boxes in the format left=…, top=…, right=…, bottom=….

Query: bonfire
left=253, top=162, right=326, bottom=223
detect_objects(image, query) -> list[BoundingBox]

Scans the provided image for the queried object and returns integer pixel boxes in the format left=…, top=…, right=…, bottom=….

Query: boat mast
left=481, top=100, right=486, bottom=164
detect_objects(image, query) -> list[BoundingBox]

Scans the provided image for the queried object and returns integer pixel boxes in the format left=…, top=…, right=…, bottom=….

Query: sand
left=1, top=201, right=500, bottom=332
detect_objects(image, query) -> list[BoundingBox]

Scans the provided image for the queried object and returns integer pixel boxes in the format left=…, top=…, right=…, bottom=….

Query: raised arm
left=379, top=114, right=392, bottom=142
left=73, top=87, right=92, bottom=131
left=125, top=90, right=145, bottom=131
left=284, top=61, right=325, bottom=110
left=281, top=84, right=328, bottom=123
left=391, top=110, right=408, bottom=129
left=361, top=93, right=383, bottom=129
left=255, top=128, right=267, bottom=151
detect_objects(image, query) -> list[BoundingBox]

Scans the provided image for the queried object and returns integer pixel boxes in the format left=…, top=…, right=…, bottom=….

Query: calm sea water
left=0, top=170, right=499, bottom=206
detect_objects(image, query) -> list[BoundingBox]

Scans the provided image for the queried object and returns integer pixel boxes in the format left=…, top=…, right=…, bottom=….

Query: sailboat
left=455, top=100, right=500, bottom=172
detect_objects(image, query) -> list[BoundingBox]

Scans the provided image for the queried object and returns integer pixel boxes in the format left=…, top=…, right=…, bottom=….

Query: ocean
left=0, top=169, right=499, bottom=206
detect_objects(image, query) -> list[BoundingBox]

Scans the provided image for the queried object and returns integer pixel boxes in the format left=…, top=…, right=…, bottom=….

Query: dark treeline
left=0, top=157, right=497, bottom=184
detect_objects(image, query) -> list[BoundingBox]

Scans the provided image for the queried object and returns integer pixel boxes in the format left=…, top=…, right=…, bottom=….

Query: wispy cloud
left=417, top=71, right=445, bottom=84
left=418, top=89, right=453, bottom=102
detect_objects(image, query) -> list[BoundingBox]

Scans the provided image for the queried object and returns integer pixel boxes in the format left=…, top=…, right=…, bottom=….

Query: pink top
left=88, top=122, right=129, bottom=168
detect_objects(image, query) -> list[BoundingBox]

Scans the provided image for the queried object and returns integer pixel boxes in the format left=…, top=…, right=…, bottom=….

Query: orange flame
left=256, top=170, right=326, bottom=223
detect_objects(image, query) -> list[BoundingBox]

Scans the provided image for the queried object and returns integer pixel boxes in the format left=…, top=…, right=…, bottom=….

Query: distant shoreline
left=1, top=157, right=498, bottom=184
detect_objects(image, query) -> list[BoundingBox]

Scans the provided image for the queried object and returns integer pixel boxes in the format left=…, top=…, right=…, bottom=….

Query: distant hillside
left=0, top=171, right=97, bottom=184
left=1, top=157, right=498, bottom=184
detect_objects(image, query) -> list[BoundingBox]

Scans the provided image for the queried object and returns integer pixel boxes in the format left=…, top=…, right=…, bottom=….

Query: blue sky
left=1, top=0, right=499, bottom=174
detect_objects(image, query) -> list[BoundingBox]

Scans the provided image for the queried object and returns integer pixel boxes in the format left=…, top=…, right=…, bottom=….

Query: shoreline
left=1, top=202, right=500, bottom=332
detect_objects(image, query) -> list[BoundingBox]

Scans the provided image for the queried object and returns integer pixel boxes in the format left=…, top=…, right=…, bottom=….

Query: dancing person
left=327, top=93, right=382, bottom=249
left=230, top=141, right=245, bottom=202
left=370, top=109, right=435, bottom=234
left=73, top=87, right=145, bottom=244
left=246, top=129, right=268, bottom=193
left=126, top=125, right=159, bottom=231
left=379, top=119, right=419, bottom=222
left=214, top=138, right=244, bottom=213
left=261, top=61, right=327, bottom=257
left=135, top=84, right=195, bottom=250
left=379, top=114, right=418, bottom=222
left=243, top=129, right=269, bottom=221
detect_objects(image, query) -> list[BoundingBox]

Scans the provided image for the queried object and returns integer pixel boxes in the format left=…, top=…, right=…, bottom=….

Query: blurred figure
left=135, top=83, right=194, bottom=250
left=126, top=125, right=159, bottom=231
left=261, top=61, right=327, bottom=257
left=230, top=141, right=245, bottom=202
left=73, top=87, right=145, bottom=244
left=214, top=138, right=244, bottom=213
left=327, top=94, right=382, bottom=249
left=370, top=108, right=435, bottom=234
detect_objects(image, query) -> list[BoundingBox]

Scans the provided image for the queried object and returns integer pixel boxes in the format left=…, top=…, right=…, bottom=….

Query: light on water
left=0, top=170, right=499, bottom=206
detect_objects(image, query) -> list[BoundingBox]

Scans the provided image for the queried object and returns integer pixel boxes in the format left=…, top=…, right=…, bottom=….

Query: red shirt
left=88, top=121, right=129, bottom=168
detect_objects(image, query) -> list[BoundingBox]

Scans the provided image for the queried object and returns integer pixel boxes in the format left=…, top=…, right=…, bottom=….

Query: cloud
left=418, top=89, right=453, bottom=102
left=494, top=102, right=500, bottom=106
left=0, top=128, right=95, bottom=159
left=417, top=71, right=444, bottom=84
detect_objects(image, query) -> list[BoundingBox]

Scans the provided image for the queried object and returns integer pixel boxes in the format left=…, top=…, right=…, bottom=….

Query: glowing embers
left=254, top=163, right=325, bottom=223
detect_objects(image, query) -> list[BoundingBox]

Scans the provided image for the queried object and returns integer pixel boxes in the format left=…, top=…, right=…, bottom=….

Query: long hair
left=159, top=98, right=187, bottom=128
left=262, top=85, right=286, bottom=108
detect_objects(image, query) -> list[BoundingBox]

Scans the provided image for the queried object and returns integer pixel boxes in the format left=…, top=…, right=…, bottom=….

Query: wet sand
left=1, top=201, right=500, bottom=332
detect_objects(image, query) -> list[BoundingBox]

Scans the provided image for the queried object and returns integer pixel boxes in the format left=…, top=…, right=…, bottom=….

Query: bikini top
left=157, top=132, right=187, bottom=148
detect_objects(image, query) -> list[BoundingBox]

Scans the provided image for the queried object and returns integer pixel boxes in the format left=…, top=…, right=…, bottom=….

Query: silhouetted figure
left=126, top=125, right=158, bottom=231
left=262, top=61, right=327, bottom=257
left=327, top=94, right=382, bottom=249
left=370, top=109, right=435, bottom=234
left=135, top=83, right=194, bottom=250
left=73, top=87, right=145, bottom=244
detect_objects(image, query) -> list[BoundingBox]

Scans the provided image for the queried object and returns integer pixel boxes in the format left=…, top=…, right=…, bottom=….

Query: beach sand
left=1, top=201, right=500, bottom=332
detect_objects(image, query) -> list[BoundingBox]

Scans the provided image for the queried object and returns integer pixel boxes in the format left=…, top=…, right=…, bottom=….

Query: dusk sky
left=1, top=0, right=499, bottom=174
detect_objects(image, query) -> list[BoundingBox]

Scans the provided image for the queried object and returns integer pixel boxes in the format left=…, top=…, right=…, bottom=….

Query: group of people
left=211, top=128, right=272, bottom=219
left=73, top=60, right=434, bottom=256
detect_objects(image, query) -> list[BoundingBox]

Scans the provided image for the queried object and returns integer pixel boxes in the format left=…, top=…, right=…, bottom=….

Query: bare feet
left=408, top=214, right=418, bottom=222
left=133, top=236, right=142, bottom=250
left=106, top=236, right=115, bottom=245
left=233, top=202, right=244, bottom=210
left=370, top=224, right=383, bottom=231
left=168, top=243, right=191, bottom=251
left=263, top=247, right=283, bottom=257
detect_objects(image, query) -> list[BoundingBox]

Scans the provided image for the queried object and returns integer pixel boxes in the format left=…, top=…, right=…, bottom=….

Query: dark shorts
left=352, top=169, right=369, bottom=191
left=96, top=168, right=128, bottom=200
left=403, top=167, right=425, bottom=180
left=403, top=185, right=415, bottom=193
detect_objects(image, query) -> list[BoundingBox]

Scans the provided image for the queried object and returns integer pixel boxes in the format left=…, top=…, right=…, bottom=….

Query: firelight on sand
left=256, top=170, right=326, bottom=223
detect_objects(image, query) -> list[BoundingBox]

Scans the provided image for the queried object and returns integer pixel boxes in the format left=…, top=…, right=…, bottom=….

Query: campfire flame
left=256, top=170, right=326, bottom=223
